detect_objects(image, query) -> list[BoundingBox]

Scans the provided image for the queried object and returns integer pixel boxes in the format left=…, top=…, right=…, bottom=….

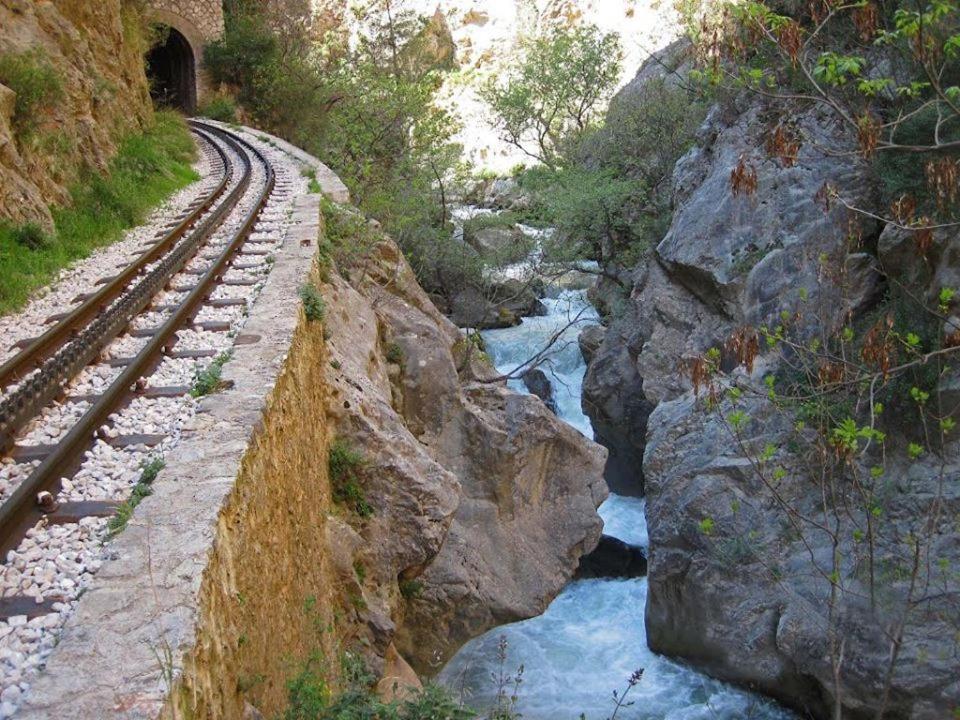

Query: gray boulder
left=522, top=367, right=557, bottom=414
left=581, top=296, right=652, bottom=496
left=658, top=101, right=879, bottom=322
left=577, top=324, right=606, bottom=365
left=644, top=388, right=960, bottom=720
left=580, top=72, right=960, bottom=717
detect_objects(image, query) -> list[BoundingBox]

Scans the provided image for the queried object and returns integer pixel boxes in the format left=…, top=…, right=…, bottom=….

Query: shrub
left=399, top=579, right=423, bottom=599
left=205, top=2, right=463, bottom=297
left=481, top=24, right=623, bottom=167
left=299, top=283, right=326, bottom=322
left=0, top=49, right=64, bottom=136
left=284, top=651, right=472, bottom=720
left=328, top=439, right=372, bottom=517
left=385, top=342, right=404, bottom=365
left=9, top=223, right=47, bottom=251
left=197, top=93, right=238, bottom=123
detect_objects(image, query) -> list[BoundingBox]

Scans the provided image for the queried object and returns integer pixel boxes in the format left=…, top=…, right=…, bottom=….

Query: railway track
left=0, top=120, right=301, bottom=659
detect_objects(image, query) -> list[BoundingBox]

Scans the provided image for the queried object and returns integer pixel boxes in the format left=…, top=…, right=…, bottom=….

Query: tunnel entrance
left=146, top=26, right=197, bottom=114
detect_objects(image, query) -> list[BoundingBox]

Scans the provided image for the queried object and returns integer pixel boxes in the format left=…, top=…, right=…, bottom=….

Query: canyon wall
left=0, top=0, right=153, bottom=227
left=581, top=49, right=960, bottom=719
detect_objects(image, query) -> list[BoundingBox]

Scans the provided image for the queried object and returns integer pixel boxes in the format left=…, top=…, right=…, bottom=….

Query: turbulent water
left=438, top=289, right=795, bottom=720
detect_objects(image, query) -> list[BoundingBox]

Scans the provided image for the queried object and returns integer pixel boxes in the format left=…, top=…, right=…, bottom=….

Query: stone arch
left=145, top=4, right=224, bottom=113
left=146, top=25, right=197, bottom=113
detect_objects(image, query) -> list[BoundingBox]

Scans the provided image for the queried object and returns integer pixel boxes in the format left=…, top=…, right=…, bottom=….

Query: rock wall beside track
left=0, top=0, right=153, bottom=227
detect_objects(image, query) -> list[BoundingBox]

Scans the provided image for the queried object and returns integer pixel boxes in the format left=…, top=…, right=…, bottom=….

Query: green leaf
left=857, top=77, right=892, bottom=97
left=813, top=53, right=865, bottom=86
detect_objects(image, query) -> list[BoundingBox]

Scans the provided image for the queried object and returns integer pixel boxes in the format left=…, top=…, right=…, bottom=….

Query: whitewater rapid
left=438, top=289, right=795, bottom=720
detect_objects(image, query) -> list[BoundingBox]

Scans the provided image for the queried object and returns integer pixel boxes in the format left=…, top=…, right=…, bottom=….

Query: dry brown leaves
left=925, top=157, right=959, bottom=211
left=776, top=20, right=804, bottom=66
left=817, top=359, right=846, bottom=386
left=856, top=113, right=881, bottom=159
left=891, top=194, right=917, bottom=224
left=731, top=154, right=759, bottom=197
left=766, top=122, right=801, bottom=166
left=728, top=327, right=760, bottom=373
left=861, top=316, right=897, bottom=378
left=852, top=2, right=879, bottom=41
left=687, top=355, right=715, bottom=397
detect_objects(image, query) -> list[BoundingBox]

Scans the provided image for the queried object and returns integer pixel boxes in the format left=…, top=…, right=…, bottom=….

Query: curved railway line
left=0, top=121, right=296, bottom=635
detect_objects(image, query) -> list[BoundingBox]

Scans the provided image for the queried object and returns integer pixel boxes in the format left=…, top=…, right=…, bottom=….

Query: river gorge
left=436, top=279, right=796, bottom=720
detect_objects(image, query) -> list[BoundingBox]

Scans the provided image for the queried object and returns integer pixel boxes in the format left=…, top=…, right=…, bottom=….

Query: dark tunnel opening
left=146, top=26, right=197, bottom=114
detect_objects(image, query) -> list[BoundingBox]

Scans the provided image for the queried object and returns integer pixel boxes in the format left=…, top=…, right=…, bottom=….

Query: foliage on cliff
left=483, top=28, right=704, bottom=273
left=690, top=0, right=960, bottom=228
left=649, top=1, right=960, bottom=715
left=0, top=111, right=197, bottom=313
left=205, top=0, right=465, bottom=296
left=0, top=0, right=154, bottom=228
left=480, top=24, right=623, bottom=169
left=285, top=652, right=470, bottom=720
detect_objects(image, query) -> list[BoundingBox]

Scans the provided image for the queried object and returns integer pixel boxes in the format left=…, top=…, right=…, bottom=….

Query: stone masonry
left=147, top=0, right=225, bottom=104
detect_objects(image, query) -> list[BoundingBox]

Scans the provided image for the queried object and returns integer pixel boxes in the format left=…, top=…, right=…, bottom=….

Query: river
left=437, top=289, right=796, bottom=720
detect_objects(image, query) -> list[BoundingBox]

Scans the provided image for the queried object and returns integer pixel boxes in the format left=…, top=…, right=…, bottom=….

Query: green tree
left=205, top=0, right=466, bottom=299
left=481, top=24, right=623, bottom=168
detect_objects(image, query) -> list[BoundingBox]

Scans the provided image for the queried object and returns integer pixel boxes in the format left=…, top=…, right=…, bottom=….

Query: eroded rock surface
left=579, top=55, right=960, bottom=719
left=322, top=235, right=607, bottom=676
left=0, top=0, right=152, bottom=226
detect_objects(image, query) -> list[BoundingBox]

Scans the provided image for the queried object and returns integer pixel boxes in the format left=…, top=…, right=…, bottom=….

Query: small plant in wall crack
left=190, top=351, right=232, bottom=397
left=107, top=456, right=165, bottom=537
left=328, top=439, right=372, bottom=517
left=399, top=578, right=423, bottom=599
left=299, top=283, right=326, bottom=323
left=385, top=341, right=404, bottom=365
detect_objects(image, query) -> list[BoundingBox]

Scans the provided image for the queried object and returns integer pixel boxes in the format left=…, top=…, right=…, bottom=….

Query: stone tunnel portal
left=146, top=26, right=197, bottom=114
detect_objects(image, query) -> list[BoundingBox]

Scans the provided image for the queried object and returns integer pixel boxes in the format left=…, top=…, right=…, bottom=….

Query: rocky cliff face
left=581, top=53, right=960, bottom=719
left=320, top=226, right=607, bottom=677
left=0, top=0, right=152, bottom=227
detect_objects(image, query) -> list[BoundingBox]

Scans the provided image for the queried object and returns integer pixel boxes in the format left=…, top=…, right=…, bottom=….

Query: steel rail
left=0, top=129, right=230, bottom=390
left=0, top=123, right=275, bottom=554
left=0, top=127, right=246, bottom=453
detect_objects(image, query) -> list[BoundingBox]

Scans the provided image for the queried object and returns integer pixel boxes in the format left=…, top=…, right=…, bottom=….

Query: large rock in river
left=322, top=238, right=607, bottom=676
